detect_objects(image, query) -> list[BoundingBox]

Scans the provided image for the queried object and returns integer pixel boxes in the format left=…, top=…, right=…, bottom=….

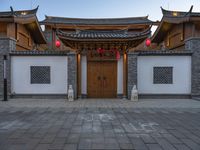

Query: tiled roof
left=136, top=50, right=192, bottom=55
left=57, top=29, right=151, bottom=40
left=0, top=6, right=46, bottom=44
left=41, top=16, right=153, bottom=25
left=152, top=6, right=200, bottom=43
left=10, top=50, right=192, bottom=56
left=161, top=6, right=200, bottom=17
left=0, top=6, right=38, bottom=17
left=10, top=50, right=69, bottom=56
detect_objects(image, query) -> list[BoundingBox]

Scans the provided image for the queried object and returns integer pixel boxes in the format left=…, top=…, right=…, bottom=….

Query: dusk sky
left=1, top=0, right=200, bottom=32
left=1, top=0, right=200, bottom=21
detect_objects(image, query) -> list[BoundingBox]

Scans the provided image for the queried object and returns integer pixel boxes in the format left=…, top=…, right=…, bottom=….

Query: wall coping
left=67, top=52, right=77, bottom=56
left=128, top=50, right=192, bottom=56
left=10, top=50, right=70, bottom=56
left=185, top=37, right=200, bottom=42
left=0, top=37, right=16, bottom=42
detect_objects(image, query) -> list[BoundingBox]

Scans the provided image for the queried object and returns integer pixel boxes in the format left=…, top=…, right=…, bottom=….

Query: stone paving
left=1, top=98, right=200, bottom=108
left=0, top=99, right=200, bottom=150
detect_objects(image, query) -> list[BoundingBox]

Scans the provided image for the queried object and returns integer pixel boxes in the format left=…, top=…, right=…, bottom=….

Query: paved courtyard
left=0, top=99, right=200, bottom=150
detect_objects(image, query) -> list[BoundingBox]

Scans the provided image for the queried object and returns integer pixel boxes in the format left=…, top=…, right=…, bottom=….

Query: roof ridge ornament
left=160, top=6, right=166, bottom=15
left=10, top=6, right=14, bottom=13
left=10, top=6, right=16, bottom=16
left=184, top=5, right=193, bottom=17
left=36, top=5, right=39, bottom=12
left=161, top=5, right=194, bottom=17
left=189, top=5, right=193, bottom=13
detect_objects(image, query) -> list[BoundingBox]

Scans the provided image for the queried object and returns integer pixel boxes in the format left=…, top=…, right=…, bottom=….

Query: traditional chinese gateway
left=41, top=15, right=152, bottom=99
left=0, top=6, right=200, bottom=100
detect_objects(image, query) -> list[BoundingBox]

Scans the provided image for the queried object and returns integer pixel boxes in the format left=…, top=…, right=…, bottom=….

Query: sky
left=1, top=0, right=200, bottom=21
left=1, top=0, right=200, bottom=32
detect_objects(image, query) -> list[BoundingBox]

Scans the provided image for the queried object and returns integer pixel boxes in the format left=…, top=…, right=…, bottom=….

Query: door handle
left=97, top=76, right=101, bottom=80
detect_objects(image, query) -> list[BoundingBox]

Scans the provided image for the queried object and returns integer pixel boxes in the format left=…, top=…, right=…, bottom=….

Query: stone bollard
left=68, top=85, right=74, bottom=101
left=131, top=85, right=138, bottom=101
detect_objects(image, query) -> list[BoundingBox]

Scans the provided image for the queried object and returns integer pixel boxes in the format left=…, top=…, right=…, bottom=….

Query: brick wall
left=68, top=52, right=77, bottom=99
left=0, top=55, right=3, bottom=100
left=0, top=37, right=16, bottom=100
left=127, top=52, right=138, bottom=99
left=185, top=37, right=200, bottom=98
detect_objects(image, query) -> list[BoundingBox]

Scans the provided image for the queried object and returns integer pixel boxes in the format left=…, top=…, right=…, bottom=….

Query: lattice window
left=30, top=66, right=50, bottom=84
left=153, top=67, right=173, bottom=84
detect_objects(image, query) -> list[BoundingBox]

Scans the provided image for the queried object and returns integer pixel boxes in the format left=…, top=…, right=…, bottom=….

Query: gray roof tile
left=41, top=16, right=153, bottom=25
left=57, top=29, right=151, bottom=40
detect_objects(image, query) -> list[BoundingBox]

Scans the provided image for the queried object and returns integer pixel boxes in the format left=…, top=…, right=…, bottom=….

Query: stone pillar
left=68, top=52, right=77, bottom=99
left=185, top=37, right=200, bottom=99
left=127, top=52, right=138, bottom=100
left=0, top=37, right=16, bottom=100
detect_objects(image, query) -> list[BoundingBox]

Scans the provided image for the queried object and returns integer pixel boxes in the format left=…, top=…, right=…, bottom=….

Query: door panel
left=87, top=62, right=101, bottom=98
left=101, top=62, right=117, bottom=98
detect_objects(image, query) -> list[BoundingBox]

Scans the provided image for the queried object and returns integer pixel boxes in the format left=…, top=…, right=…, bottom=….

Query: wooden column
left=77, top=53, right=82, bottom=98
left=123, top=53, right=127, bottom=98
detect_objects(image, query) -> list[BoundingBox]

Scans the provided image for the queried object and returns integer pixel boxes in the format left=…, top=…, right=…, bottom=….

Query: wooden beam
left=123, top=53, right=127, bottom=98
left=77, top=53, right=82, bottom=98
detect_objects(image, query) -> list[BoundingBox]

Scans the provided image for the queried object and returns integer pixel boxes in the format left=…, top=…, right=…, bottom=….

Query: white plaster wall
left=81, top=56, right=87, bottom=94
left=117, top=57, right=123, bottom=94
left=11, top=56, right=68, bottom=94
left=137, top=56, right=191, bottom=94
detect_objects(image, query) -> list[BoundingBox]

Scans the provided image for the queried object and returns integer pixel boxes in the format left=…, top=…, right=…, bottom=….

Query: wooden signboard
left=87, top=49, right=118, bottom=61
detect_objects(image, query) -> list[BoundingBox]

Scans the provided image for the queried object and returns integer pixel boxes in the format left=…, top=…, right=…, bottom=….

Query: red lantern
left=116, top=50, right=120, bottom=60
left=145, top=38, right=151, bottom=47
left=97, top=48, right=105, bottom=55
left=55, top=40, right=61, bottom=48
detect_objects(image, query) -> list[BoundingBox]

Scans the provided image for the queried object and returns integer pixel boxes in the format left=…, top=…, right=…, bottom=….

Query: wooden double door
left=87, top=61, right=117, bottom=98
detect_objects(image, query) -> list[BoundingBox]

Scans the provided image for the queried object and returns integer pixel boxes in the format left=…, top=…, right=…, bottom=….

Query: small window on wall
left=153, top=67, right=173, bottom=84
left=30, top=66, right=50, bottom=84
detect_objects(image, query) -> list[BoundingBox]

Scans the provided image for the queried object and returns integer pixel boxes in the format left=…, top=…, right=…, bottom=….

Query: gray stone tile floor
left=0, top=98, right=200, bottom=150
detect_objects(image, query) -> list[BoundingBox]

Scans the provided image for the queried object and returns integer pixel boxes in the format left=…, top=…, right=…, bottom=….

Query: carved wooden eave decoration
left=151, top=5, right=200, bottom=43
left=56, top=28, right=151, bottom=51
left=0, top=6, right=46, bottom=44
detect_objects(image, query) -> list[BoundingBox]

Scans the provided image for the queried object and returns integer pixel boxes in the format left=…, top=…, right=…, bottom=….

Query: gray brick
left=63, top=144, right=77, bottom=150
left=168, top=129, right=187, bottom=138
left=104, top=143, right=120, bottom=150
left=162, top=133, right=182, bottom=144
left=1, top=104, right=200, bottom=150
left=0, top=37, right=16, bottom=100
left=185, top=37, right=200, bottom=98
left=119, top=143, right=134, bottom=150
left=181, top=138, right=200, bottom=150
left=130, top=137, right=148, bottom=150
left=34, top=144, right=50, bottom=150
left=91, top=143, right=105, bottom=149
left=67, top=52, right=77, bottom=99
left=146, top=144, right=163, bottom=150
left=155, top=138, right=176, bottom=150
left=127, top=52, right=138, bottom=99
left=78, top=141, right=92, bottom=149
left=174, top=144, right=191, bottom=150
left=140, top=134, right=156, bottom=144
left=66, top=134, right=80, bottom=143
